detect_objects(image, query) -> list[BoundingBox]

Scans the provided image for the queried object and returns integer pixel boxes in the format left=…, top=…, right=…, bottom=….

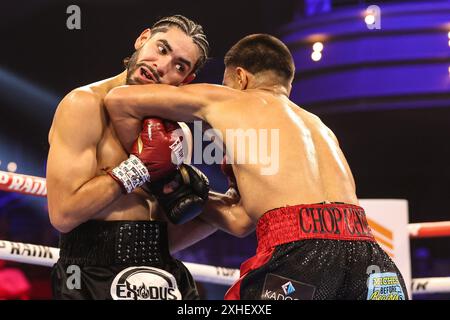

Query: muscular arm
left=104, top=83, right=236, bottom=152
left=167, top=217, right=218, bottom=254
left=46, top=90, right=122, bottom=233
left=200, top=189, right=255, bottom=238
left=164, top=187, right=254, bottom=253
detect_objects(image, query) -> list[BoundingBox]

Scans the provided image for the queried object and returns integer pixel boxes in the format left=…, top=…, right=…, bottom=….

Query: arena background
left=0, top=0, right=449, bottom=299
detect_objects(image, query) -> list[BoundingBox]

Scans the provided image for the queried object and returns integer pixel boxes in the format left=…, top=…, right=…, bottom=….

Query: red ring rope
left=1, top=170, right=450, bottom=238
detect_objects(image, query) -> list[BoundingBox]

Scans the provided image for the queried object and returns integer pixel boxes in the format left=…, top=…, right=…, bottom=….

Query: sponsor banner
left=360, top=199, right=411, bottom=298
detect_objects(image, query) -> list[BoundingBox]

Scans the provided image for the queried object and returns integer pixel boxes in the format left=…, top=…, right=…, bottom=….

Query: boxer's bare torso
left=47, top=72, right=162, bottom=232
left=204, top=88, right=358, bottom=223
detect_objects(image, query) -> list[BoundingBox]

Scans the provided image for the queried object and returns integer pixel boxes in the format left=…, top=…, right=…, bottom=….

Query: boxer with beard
left=47, top=15, right=214, bottom=300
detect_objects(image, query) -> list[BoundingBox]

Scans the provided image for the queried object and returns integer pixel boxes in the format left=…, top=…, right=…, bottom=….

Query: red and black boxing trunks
left=225, top=203, right=408, bottom=300
left=51, top=220, right=199, bottom=300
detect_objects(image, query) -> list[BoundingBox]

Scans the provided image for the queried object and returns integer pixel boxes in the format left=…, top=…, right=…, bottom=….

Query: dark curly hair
left=124, top=15, right=209, bottom=75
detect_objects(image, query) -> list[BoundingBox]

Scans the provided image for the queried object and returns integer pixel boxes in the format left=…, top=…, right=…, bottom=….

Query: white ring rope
left=0, top=239, right=239, bottom=286
left=2, top=171, right=450, bottom=294
left=0, top=239, right=449, bottom=294
left=411, top=277, right=450, bottom=295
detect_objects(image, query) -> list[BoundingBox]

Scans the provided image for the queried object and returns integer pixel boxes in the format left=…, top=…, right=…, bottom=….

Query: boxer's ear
left=287, top=82, right=292, bottom=96
left=236, top=67, right=248, bottom=90
left=135, top=29, right=151, bottom=50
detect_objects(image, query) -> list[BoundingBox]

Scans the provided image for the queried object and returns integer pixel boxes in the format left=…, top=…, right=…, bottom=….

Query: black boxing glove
left=149, top=164, right=209, bottom=224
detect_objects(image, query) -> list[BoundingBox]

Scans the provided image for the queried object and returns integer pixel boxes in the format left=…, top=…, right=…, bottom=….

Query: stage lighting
left=311, top=51, right=322, bottom=62
left=7, top=162, right=17, bottom=173
left=313, top=42, right=324, bottom=52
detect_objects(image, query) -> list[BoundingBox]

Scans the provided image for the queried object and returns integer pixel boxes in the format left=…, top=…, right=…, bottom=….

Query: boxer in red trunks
left=104, top=34, right=408, bottom=300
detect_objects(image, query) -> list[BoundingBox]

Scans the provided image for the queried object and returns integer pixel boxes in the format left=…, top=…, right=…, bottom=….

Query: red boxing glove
left=109, top=118, right=190, bottom=193
left=131, top=118, right=185, bottom=181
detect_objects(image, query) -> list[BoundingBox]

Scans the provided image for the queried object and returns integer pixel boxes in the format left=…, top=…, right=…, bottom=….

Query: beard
left=125, top=50, right=141, bottom=85
left=125, top=49, right=161, bottom=85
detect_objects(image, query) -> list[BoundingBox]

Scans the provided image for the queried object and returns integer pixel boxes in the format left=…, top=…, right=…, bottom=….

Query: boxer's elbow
left=229, top=223, right=254, bottom=238
left=48, top=206, right=78, bottom=233
left=228, top=207, right=255, bottom=238
left=49, top=214, right=75, bottom=233
left=104, top=88, right=130, bottom=117
left=232, top=228, right=253, bottom=238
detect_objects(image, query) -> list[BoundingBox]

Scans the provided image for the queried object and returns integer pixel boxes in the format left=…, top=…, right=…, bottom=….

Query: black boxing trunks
left=51, top=220, right=199, bottom=300
left=224, top=203, right=408, bottom=300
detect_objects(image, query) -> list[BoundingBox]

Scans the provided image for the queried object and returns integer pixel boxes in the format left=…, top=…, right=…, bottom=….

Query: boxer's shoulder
left=50, top=88, right=105, bottom=141
left=65, top=87, right=103, bottom=107
left=181, top=83, right=244, bottom=106
left=55, top=87, right=104, bottom=120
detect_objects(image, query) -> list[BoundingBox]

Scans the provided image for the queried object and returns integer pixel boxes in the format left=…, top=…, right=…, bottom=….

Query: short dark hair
left=224, top=34, right=295, bottom=81
left=151, top=14, right=209, bottom=74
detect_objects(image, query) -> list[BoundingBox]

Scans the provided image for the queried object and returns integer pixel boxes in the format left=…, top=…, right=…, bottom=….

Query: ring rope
left=0, top=170, right=46, bottom=197
left=411, top=277, right=450, bottom=295
left=2, top=171, right=450, bottom=294
left=2, top=170, right=450, bottom=238
left=408, top=221, right=450, bottom=238
left=0, top=239, right=238, bottom=285
left=0, top=239, right=449, bottom=294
